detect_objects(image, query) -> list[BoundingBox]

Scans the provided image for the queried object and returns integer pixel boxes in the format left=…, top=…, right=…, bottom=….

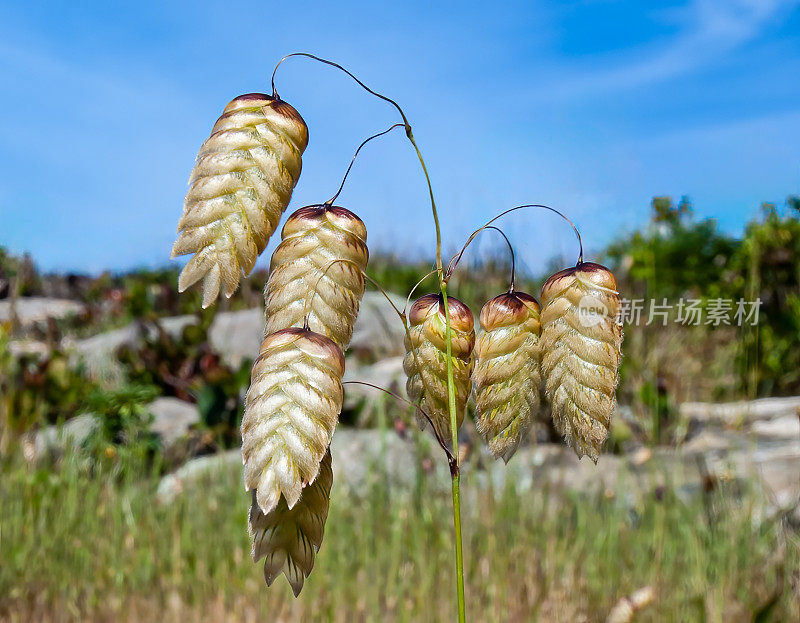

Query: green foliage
left=83, top=384, right=161, bottom=474
left=116, top=313, right=250, bottom=447
left=0, top=328, right=96, bottom=442
left=85, top=384, right=158, bottom=444
left=731, top=201, right=800, bottom=395
left=605, top=197, right=740, bottom=300
left=607, top=195, right=800, bottom=414
left=0, top=249, right=40, bottom=297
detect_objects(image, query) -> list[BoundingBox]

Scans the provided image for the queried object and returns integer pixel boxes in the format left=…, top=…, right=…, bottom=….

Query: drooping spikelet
left=403, top=294, right=475, bottom=445
left=473, top=291, right=542, bottom=462
left=242, top=327, right=344, bottom=515
left=172, top=93, right=309, bottom=307
left=540, top=262, right=622, bottom=461
left=249, top=449, right=333, bottom=597
left=264, top=205, right=368, bottom=350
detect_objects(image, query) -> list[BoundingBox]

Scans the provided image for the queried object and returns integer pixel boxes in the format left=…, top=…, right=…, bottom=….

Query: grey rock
left=750, top=414, right=800, bottom=440
left=68, top=290, right=409, bottom=382
left=330, top=428, right=449, bottom=493
left=208, top=307, right=263, bottom=369
left=29, top=398, right=202, bottom=464
left=0, top=297, right=84, bottom=327
left=8, top=339, right=51, bottom=359
left=680, top=396, right=800, bottom=426
left=349, top=292, right=407, bottom=357
left=148, top=397, right=201, bottom=447
left=153, top=395, right=800, bottom=520
left=25, top=413, right=100, bottom=462
left=68, top=315, right=197, bottom=382
left=342, top=356, right=407, bottom=409
left=157, top=449, right=242, bottom=502
left=681, top=429, right=739, bottom=453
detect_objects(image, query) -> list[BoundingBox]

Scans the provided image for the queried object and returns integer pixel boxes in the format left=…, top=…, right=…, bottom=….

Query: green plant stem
left=406, top=129, right=466, bottom=623
left=439, top=283, right=466, bottom=623
left=406, top=129, right=443, bottom=275
left=273, top=54, right=466, bottom=619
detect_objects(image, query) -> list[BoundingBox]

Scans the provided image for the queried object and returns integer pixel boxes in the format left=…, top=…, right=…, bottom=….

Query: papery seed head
left=242, top=327, right=344, bottom=516
left=258, top=327, right=345, bottom=375
left=409, top=294, right=475, bottom=334
left=539, top=261, right=622, bottom=462
left=404, top=293, right=475, bottom=444
left=250, top=449, right=332, bottom=596
left=542, top=262, right=618, bottom=302
left=214, top=94, right=309, bottom=149
left=264, top=205, right=369, bottom=350
left=479, top=291, right=541, bottom=331
left=281, top=205, right=367, bottom=243
left=474, top=290, right=542, bottom=462
left=173, top=92, right=308, bottom=307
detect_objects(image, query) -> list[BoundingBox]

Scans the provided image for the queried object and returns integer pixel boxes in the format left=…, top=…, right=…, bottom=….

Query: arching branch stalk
left=272, top=53, right=465, bottom=622
left=445, top=225, right=516, bottom=292
left=343, top=381, right=456, bottom=471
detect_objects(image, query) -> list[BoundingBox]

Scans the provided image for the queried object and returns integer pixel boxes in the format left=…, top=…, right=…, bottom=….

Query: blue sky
left=1, top=0, right=799, bottom=278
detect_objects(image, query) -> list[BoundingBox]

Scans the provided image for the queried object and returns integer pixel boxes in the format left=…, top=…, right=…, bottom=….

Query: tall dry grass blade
left=540, top=262, right=622, bottom=461
left=242, top=328, right=343, bottom=515
left=403, top=294, right=474, bottom=445
left=173, top=94, right=308, bottom=307
left=473, top=291, right=541, bottom=462
left=249, top=449, right=333, bottom=597
left=264, top=205, right=368, bottom=350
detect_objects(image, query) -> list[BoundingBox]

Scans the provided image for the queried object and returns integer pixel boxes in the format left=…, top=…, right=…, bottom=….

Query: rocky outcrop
left=0, top=297, right=84, bottom=328
left=342, top=356, right=406, bottom=408
left=68, top=315, right=197, bottom=381
left=68, top=291, right=408, bottom=380
left=680, top=396, right=800, bottom=427
left=155, top=396, right=800, bottom=523
left=207, top=308, right=263, bottom=368
left=27, top=398, right=201, bottom=463
left=348, top=292, right=407, bottom=358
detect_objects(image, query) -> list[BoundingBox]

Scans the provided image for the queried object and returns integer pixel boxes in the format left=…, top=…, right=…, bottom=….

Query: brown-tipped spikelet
left=473, top=291, right=542, bottom=462
left=264, top=205, right=368, bottom=350
left=540, top=262, right=622, bottom=461
left=249, top=449, right=333, bottom=597
left=403, top=294, right=475, bottom=444
left=242, top=327, right=344, bottom=515
left=173, top=93, right=309, bottom=307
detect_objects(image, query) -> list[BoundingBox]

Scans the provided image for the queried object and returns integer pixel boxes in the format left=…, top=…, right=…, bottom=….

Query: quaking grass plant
left=172, top=53, right=624, bottom=621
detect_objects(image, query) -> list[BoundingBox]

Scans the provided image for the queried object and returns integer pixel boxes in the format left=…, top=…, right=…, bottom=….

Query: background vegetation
left=1, top=195, right=799, bottom=620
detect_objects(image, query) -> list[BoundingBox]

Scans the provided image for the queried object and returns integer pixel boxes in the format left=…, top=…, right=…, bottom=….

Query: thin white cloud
left=537, top=0, right=799, bottom=99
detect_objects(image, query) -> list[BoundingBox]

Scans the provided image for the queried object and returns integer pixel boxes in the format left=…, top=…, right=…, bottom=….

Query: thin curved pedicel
left=173, top=93, right=308, bottom=307
left=539, top=262, right=622, bottom=462
left=473, top=291, right=542, bottom=462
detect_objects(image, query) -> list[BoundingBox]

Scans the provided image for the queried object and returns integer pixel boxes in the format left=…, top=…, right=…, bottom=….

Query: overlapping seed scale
left=173, top=94, right=308, bottom=308
left=242, top=329, right=343, bottom=516
left=421, top=316, right=476, bottom=356
left=249, top=449, right=332, bottom=596
left=405, top=338, right=473, bottom=405
left=540, top=263, right=622, bottom=462
left=403, top=294, right=475, bottom=444
left=264, top=206, right=368, bottom=350
left=473, top=292, right=542, bottom=462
